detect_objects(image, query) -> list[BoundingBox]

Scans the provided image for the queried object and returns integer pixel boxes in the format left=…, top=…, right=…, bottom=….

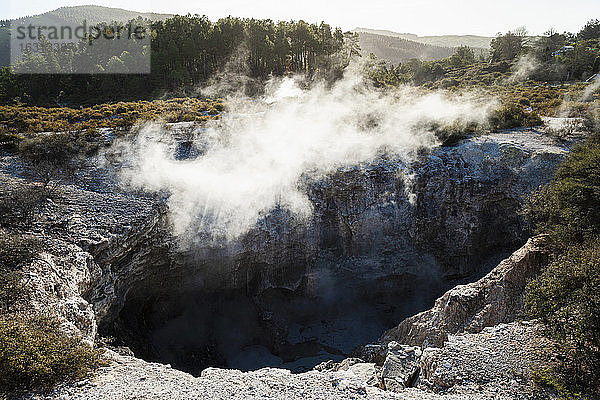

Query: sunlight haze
left=4, top=0, right=600, bottom=36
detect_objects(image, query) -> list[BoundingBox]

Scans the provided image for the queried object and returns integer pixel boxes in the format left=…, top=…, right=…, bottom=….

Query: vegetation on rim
left=524, top=134, right=600, bottom=398
left=0, top=315, right=103, bottom=394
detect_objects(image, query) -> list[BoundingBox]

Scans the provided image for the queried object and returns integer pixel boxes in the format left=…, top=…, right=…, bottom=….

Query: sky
left=3, top=0, right=600, bottom=36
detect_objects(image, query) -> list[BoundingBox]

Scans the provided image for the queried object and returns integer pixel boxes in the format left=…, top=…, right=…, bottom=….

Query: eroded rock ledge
left=381, top=234, right=550, bottom=347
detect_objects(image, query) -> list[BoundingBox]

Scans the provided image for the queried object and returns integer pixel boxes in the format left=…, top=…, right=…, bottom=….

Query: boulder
left=380, top=342, right=422, bottom=391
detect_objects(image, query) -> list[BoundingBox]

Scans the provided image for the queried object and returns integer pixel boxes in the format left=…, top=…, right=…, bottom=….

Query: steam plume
left=115, top=72, right=494, bottom=243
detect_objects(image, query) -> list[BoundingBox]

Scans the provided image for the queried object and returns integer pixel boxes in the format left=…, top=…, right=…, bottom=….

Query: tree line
left=0, top=15, right=347, bottom=105
left=365, top=19, right=600, bottom=88
left=489, top=21, right=600, bottom=80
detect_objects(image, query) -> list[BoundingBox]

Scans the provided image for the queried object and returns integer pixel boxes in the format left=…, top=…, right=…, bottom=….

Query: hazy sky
left=4, top=0, right=600, bottom=36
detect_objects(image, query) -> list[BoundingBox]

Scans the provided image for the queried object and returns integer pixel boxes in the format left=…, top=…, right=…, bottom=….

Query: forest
left=0, top=16, right=347, bottom=104
left=1, top=16, right=600, bottom=106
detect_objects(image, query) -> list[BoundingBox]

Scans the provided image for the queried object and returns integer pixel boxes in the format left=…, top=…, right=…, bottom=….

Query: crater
left=100, top=256, right=447, bottom=374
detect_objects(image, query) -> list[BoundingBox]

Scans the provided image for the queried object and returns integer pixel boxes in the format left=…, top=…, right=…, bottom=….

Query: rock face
left=0, top=129, right=567, bottom=376
left=381, top=235, right=550, bottom=347
left=0, top=153, right=169, bottom=344
left=106, top=130, right=567, bottom=372
left=37, top=239, right=557, bottom=400
left=22, top=239, right=101, bottom=343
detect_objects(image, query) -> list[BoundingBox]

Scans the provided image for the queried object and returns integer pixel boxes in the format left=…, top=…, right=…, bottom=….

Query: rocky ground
left=26, top=324, right=548, bottom=400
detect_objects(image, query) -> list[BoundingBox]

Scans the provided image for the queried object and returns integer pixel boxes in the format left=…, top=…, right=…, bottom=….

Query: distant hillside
left=354, top=27, right=493, bottom=49
left=357, top=32, right=456, bottom=63
left=11, top=5, right=172, bottom=26
left=2, top=6, right=173, bottom=67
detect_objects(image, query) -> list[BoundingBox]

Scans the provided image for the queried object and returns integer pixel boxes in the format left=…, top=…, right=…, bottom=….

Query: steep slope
left=356, top=32, right=456, bottom=63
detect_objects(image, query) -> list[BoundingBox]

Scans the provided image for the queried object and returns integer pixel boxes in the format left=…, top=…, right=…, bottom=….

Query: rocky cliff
left=0, top=127, right=568, bottom=395
left=31, top=222, right=556, bottom=399
left=110, top=129, right=564, bottom=372
left=381, top=234, right=550, bottom=347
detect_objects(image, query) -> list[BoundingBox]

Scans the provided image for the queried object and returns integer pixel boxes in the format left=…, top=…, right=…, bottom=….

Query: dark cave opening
left=100, top=264, right=448, bottom=375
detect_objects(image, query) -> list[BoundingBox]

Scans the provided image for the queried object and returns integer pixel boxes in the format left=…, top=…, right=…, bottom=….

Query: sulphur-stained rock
left=382, top=234, right=550, bottom=347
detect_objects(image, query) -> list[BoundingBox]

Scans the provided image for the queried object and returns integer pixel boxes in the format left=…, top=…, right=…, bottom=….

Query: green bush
left=525, top=135, right=600, bottom=397
left=525, top=241, right=600, bottom=396
left=525, top=138, right=600, bottom=248
left=488, top=102, right=543, bottom=130
left=0, top=315, right=102, bottom=394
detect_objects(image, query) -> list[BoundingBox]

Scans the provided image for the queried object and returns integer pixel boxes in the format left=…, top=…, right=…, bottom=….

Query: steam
left=556, top=73, right=600, bottom=118
left=506, top=54, right=540, bottom=83
left=582, top=73, right=600, bottom=102
left=115, top=72, right=494, bottom=243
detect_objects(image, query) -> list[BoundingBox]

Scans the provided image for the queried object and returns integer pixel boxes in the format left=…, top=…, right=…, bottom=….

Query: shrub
left=432, top=121, right=480, bottom=146
left=0, top=185, right=47, bottom=228
left=525, top=135, right=600, bottom=397
left=524, top=138, right=600, bottom=248
left=17, top=133, right=81, bottom=186
left=0, top=99, right=223, bottom=135
left=525, top=240, right=600, bottom=396
left=0, top=125, right=22, bottom=150
left=488, top=102, right=543, bottom=130
left=0, top=315, right=102, bottom=394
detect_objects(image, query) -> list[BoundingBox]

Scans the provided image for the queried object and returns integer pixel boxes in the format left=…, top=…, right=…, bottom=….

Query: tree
left=578, top=19, right=600, bottom=40
left=448, top=46, right=475, bottom=67
left=534, top=29, right=566, bottom=62
left=17, top=133, right=81, bottom=188
left=491, top=28, right=527, bottom=61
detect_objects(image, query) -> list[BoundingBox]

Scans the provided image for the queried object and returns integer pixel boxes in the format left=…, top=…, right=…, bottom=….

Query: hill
left=11, top=5, right=172, bottom=26
left=1, top=6, right=173, bottom=67
left=357, top=31, right=456, bottom=63
left=354, top=27, right=493, bottom=49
